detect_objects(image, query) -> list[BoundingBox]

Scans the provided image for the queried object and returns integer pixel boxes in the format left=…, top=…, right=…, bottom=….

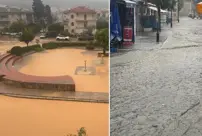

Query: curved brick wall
left=0, top=53, right=75, bottom=91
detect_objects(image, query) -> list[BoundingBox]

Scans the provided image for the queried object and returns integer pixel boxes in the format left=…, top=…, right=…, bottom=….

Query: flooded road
left=111, top=18, right=202, bottom=136
left=17, top=48, right=109, bottom=92
left=0, top=96, right=108, bottom=136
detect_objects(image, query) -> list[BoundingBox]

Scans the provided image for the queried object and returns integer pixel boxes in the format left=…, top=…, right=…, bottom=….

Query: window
left=71, top=29, right=74, bottom=33
left=71, top=14, right=74, bottom=19
left=84, top=22, right=87, bottom=28
left=71, top=22, right=74, bottom=26
left=84, top=14, right=87, bottom=20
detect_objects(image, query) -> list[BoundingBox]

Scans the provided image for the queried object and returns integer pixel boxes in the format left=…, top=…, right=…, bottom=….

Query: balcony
left=76, top=26, right=87, bottom=29
left=75, top=18, right=96, bottom=22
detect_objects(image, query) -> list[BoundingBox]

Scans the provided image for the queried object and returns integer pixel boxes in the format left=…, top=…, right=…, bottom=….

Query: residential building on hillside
left=0, top=5, right=34, bottom=30
left=63, top=6, right=97, bottom=34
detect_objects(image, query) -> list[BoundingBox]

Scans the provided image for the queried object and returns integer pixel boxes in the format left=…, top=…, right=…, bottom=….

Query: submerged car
left=56, top=35, right=70, bottom=41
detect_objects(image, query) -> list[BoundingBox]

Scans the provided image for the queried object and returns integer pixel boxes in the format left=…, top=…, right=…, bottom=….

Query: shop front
left=110, top=0, right=138, bottom=52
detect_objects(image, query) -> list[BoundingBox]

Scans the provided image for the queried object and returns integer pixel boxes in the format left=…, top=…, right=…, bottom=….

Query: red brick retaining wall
left=0, top=53, right=76, bottom=91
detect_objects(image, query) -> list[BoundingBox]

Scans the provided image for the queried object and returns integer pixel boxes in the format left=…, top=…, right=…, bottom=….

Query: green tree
left=32, top=0, right=45, bottom=23
left=19, top=29, right=35, bottom=46
left=9, top=20, right=25, bottom=33
left=96, top=17, right=108, bottom=30
left=67, top=127, right=87, bottom=136
left=26, top=23, right=42, bottom=34
left=95, top=28, right=108, bottom=55
left=44, top=5, right=53, bottom=25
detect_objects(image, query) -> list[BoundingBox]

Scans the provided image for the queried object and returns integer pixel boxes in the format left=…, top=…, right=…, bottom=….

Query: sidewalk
left=115, top=25, right=172, bottom=52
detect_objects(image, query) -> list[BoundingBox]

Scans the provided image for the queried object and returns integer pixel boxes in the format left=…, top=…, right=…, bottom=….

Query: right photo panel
left=110, top=0, right=198, bottom=135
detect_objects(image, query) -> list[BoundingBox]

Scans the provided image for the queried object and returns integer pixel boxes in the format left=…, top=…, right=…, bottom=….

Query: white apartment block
left=63, top=6, right=97, bottom=34
left=0, top=5, right=34, bottom=30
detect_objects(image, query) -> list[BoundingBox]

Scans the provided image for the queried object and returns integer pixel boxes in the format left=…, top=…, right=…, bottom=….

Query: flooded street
left=17, top=48, right=109, bottom=92
left=111, top=18, right=202, bottom=136
left=0, top=41, right=109, bottom=136
left=0, top=96, right=108, bottom=136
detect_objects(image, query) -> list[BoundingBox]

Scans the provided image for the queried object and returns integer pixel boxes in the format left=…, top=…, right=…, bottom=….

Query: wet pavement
left=110, top=17, right=202, bottom=136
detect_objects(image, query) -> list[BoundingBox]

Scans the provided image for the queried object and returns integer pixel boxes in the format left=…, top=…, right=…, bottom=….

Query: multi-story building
left=63, top=6, right=97, bottom=34
left=0, top=5, right=34, bottom=30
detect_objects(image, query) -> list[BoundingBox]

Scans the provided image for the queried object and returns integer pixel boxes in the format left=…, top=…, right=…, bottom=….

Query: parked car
left=40, top=35, right=46, bottom=39
left=78, top=35, right=94, bottom=41
left=56, top=35, right=70, bottom=41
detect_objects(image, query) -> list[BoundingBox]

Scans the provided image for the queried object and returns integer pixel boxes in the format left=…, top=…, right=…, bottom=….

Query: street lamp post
left=177, top=0, right=180, bottom=22
left=171, top=8, right=173, bottom=28
left=156, top=5, right=160, bottom=43
left=170, top=0, right=173, bottom=28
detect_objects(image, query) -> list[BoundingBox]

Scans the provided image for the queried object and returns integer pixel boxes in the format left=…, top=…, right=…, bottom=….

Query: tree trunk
left=103, top=48, right=106, bottom=55
left=26, top=42, right=29, bottom=47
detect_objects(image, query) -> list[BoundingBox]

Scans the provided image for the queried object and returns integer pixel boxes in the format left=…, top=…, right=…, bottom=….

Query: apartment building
left=63, top=6, right=97, bottom=34
left=0, top=5, right=34, bottom=30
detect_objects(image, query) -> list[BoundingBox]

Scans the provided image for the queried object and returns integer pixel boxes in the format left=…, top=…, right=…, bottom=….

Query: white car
left=40, top=35, right=46, bottom=39
left=56, top=35, right=70, bottom=41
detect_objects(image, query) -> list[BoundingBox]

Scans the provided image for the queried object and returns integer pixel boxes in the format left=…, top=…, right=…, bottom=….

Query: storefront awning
left=124, top=0, right=137, bottom=8
left=148, top=6, right=168, bottom=13
left=116, top=0, right=137, bottom=8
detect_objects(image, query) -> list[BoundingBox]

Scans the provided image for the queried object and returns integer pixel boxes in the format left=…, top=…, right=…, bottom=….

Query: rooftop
left=0, top=5, right=32, bottom=13
left=64, top=6, right=96, bottom=14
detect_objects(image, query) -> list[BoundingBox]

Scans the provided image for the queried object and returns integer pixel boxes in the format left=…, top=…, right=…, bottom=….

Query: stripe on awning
left=124, top=0, right=136, bottom=8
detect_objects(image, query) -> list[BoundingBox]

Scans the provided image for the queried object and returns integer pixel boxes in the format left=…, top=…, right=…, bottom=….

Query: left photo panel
left=0, top=0, right=109, bottom=135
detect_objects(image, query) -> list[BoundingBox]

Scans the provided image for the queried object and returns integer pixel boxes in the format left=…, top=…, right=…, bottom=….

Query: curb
left=0, top=92, right=109, bottom=104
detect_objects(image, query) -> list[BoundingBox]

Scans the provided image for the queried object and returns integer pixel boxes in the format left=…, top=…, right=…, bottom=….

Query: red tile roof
left=64, top=6, right=96, bottom=14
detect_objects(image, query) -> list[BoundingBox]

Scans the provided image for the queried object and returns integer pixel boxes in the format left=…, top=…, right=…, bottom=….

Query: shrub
left=10, top=46, right=23, bottom=56
left=34, top=47, right=44, bottom=52
left=42, top=42, right=58, bottom=49
left=10, top=44, right=41, bottom=56
left=42, top=42, right=91, bottom=48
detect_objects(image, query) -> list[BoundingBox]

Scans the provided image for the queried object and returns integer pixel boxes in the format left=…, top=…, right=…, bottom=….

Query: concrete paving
left=110, top=17, right=202, bottom=136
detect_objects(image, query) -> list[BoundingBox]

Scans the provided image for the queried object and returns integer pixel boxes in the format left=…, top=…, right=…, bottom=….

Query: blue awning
left=110, top=4, right=122, bottom=41
left=124, top=0, right=136, bottom=8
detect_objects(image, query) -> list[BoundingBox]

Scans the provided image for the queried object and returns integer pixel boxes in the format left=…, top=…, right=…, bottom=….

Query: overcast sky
left=0, top=0, right=108, bottom=10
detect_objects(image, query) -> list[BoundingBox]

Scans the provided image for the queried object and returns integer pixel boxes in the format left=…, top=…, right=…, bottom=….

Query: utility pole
left=177, top=0, right=180, bottom=22
left=156, top=5, right=160, bottom=43
left=170, top=0, right=173, bottom=28
left=171, top=9, right=173, bottom=28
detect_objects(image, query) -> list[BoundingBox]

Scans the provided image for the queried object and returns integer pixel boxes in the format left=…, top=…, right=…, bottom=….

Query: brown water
left=0, top=96, right=108, bottom=136
left=0, top=43, right=109, bottom=136
left=17, top=48, right=109, bottom=92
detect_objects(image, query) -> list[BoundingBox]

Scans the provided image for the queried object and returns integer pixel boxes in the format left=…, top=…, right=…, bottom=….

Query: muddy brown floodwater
left=17, top=48, right=109, bottom=92
left=0, top=96, right=108, bottom=136
left=0, top=42, right=109, bottom=135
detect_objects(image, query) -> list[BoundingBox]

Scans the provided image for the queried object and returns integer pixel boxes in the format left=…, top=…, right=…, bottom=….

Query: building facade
left=0, top=5, right=34, bottom=30
left=63, top=6, right=97, bottom=34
